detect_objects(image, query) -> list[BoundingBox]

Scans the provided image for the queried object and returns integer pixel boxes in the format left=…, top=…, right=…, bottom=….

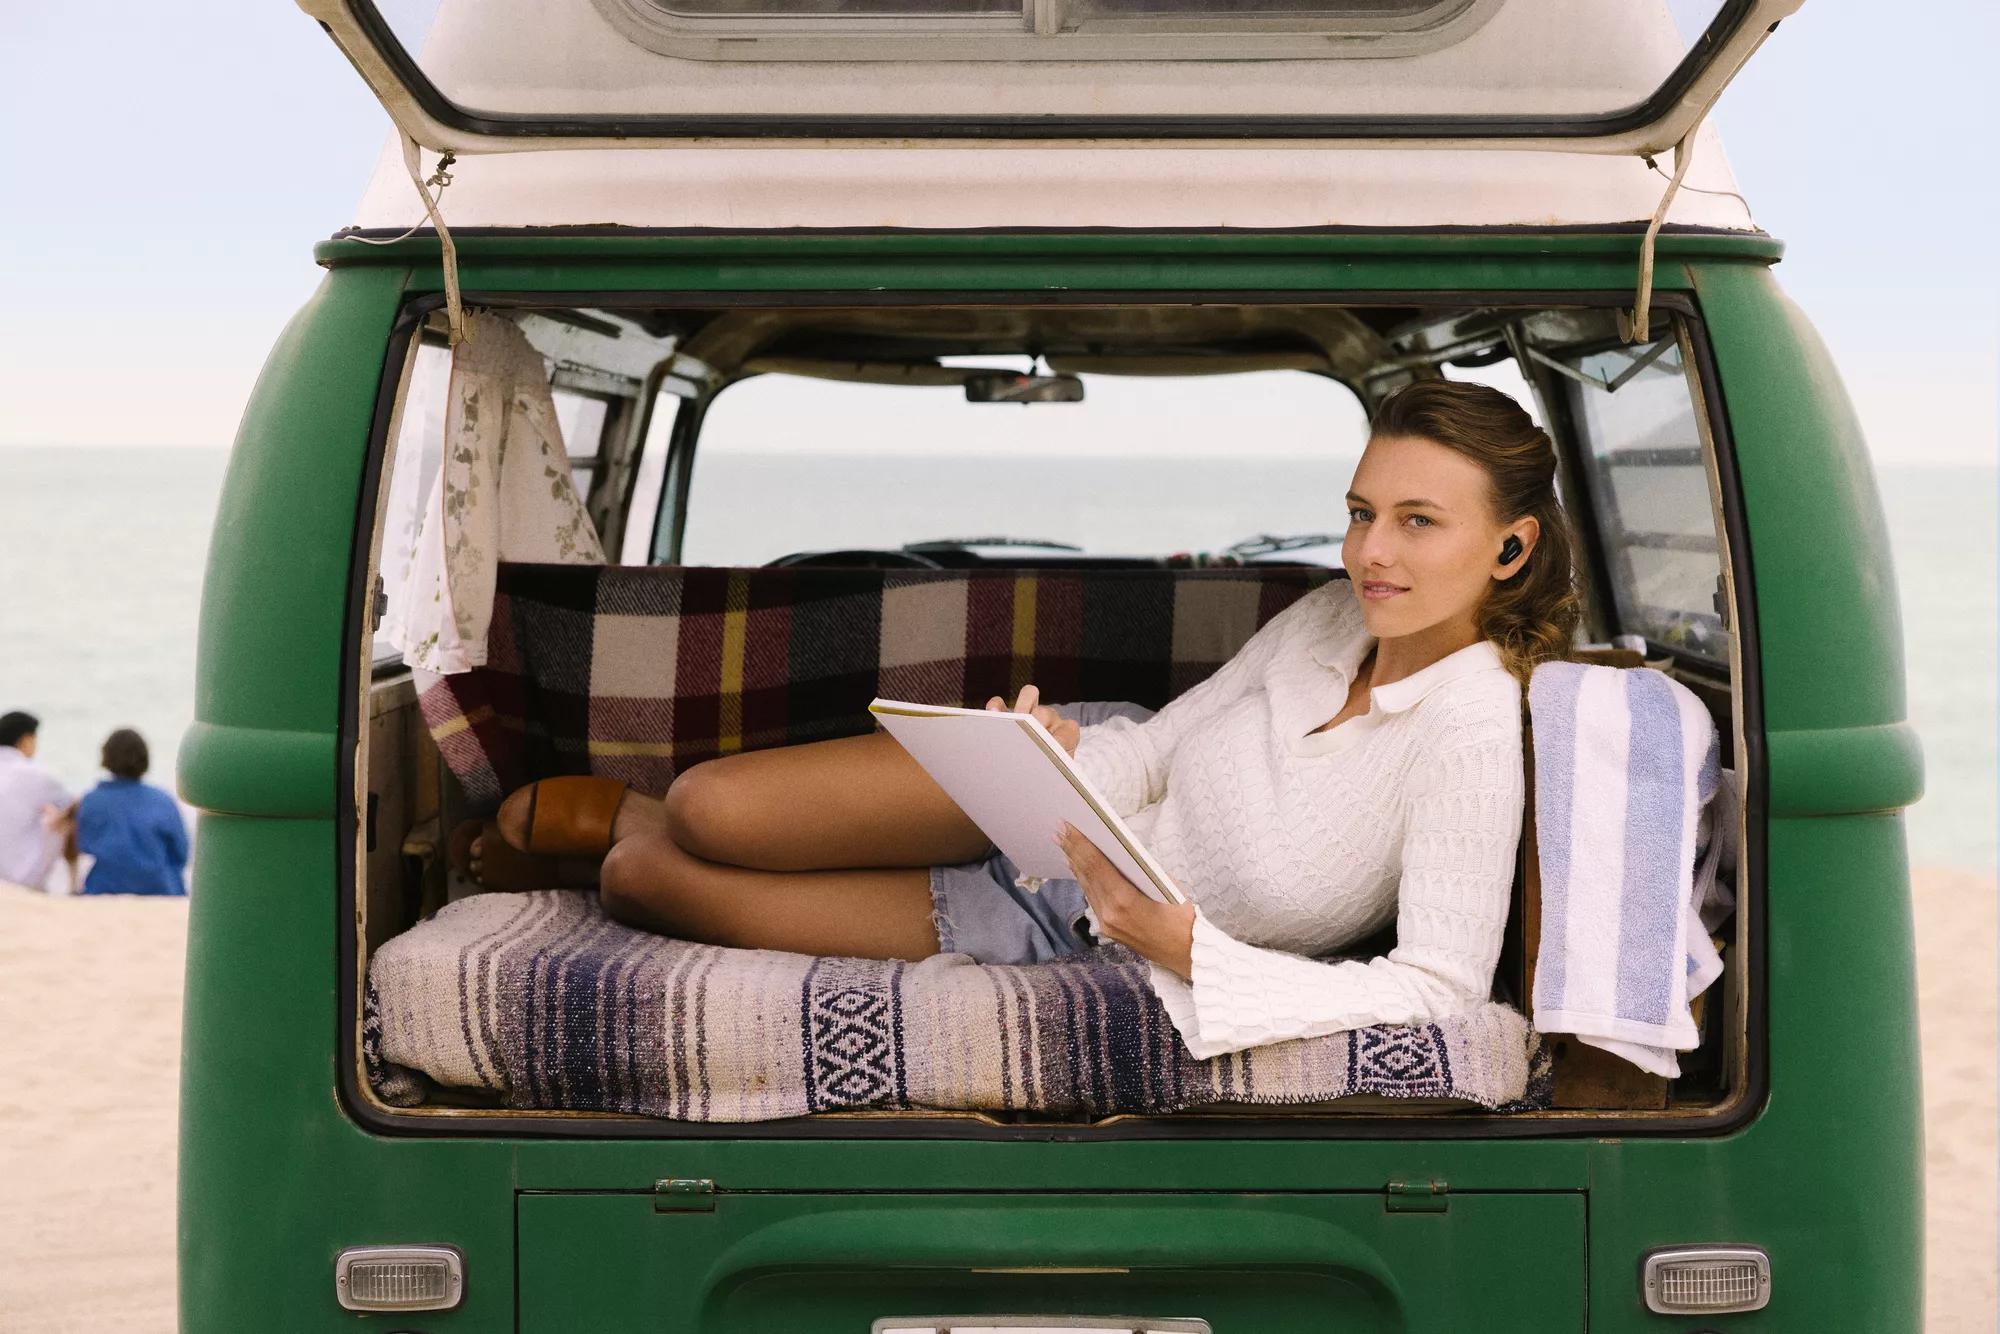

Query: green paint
left=178, top=232, right=1921, bottom=1331
left=518, top=1192, right=1585, bottom=1331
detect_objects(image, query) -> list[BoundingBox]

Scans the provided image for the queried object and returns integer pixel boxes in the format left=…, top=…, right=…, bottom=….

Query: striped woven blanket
left=366, top=892, right=1552, bottom=1119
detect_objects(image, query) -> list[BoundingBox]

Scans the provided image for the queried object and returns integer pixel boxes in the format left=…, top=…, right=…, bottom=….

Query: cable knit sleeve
left=1146, top=694, right=1525, bottom=1059
left=1068, top=590, right=1314, bottom=817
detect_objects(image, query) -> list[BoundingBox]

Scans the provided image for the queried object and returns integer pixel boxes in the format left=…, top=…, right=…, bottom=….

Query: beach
left=0, top=867, right=1992, bottom=1331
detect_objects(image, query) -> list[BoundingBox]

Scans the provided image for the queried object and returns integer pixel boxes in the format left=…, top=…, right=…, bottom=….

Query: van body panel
left=177, top=234, right=1921, bottom=1329
left=1690, top=264, right=1910, bottom=745
left=178, top=719, right=339, bottom=818
left=1577, top=814, right=1924, bottom=1331
left=177, top=267, right=406, bottom=819
left=516, top=1192, right=1587, bottom=1332
left=319, top=228, right=1787, bottom=269
left=503, top=1139, right=1595, bottom=1194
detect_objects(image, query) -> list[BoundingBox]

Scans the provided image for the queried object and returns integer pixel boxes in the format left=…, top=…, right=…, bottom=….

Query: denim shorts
left=928, top=847, right=1097, bottom=965
left=924, top=698, right=1156, bottom=967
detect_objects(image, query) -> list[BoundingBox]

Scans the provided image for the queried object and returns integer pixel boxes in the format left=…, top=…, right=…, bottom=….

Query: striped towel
left=1527, top=661, right=1731, bottom=1077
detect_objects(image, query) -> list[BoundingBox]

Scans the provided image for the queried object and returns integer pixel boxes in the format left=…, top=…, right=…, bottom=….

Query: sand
left=0, top=887, right=186, bottom=1333
left=0, top=871, right=1992, bottom=1331
left=1911, top=866, right=2000, bottom=1331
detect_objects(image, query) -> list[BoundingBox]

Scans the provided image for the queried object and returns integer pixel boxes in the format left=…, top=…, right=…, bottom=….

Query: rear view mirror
left=963, top=372, right=1085, bottom=404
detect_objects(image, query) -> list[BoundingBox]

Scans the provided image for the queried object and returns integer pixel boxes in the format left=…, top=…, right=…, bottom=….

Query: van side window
left=1560, top=338, right=1729, bottom=663
left=551, top=388, right=611, bottom=501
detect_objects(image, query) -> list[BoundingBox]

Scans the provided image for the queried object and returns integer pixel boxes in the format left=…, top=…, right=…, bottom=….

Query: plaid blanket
left=366, top=892, right=1552, bottom=1119
left=418, top=563, right=1335, bottom=807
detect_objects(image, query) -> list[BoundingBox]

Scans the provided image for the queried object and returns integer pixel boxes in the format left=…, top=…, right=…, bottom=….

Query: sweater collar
left=1309, top=578, right=1507, bottom=714
left=1370, top=638, right=1507, bottom=713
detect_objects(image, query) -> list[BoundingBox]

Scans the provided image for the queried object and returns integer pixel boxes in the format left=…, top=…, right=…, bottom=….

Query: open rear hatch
left=519, top=1188, right=1585, bottom=1331
left=299, top=0, right=1804, bottom=155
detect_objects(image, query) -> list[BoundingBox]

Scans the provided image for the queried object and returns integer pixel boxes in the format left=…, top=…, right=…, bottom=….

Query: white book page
left=868, top=699, right=1185, bottom=906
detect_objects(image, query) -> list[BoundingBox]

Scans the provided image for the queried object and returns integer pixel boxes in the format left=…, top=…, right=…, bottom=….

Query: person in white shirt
left=466, top=380, right=1580, bottom=1059
left=0, top=712, right=75, bottom=893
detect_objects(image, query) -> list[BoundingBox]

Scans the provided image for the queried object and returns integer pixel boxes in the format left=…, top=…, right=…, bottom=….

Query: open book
left=868, top=698, right=1187, bottom=906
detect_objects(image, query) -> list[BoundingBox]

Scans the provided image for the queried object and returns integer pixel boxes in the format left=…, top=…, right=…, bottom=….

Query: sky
left=1, top=2, right=1995, bottom=466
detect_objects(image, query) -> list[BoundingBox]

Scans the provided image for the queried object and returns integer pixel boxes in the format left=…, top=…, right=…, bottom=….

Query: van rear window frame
left=338, top=0, right=1762, bottom=144
left=337, top=286, right=1766, bottom=1143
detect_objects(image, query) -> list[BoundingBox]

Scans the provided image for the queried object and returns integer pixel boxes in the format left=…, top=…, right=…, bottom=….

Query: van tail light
left=335, top=1245, right=464, bottom=1312
left=1641, top=1245, right=1771, bottom=1314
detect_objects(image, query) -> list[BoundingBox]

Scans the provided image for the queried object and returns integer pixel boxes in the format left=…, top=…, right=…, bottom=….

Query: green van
left=178, top=0, right=1927, bottom=1328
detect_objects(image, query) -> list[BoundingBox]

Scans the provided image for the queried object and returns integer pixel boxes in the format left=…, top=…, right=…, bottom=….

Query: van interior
left=354, top=298, right=1749, bottom=1128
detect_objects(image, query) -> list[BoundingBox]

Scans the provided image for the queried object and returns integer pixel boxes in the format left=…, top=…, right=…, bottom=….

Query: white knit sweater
left=1069, top=576, right=1526, bottom=1059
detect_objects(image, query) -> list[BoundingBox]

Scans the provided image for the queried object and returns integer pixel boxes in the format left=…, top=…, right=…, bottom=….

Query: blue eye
left=1406, top=514, right=1434, bottom=529
left=1347, top=506, right=1372, bottom=523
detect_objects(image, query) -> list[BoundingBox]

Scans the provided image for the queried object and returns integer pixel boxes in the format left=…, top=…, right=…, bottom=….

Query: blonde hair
left=1368, top=379, right=1581, bottom=684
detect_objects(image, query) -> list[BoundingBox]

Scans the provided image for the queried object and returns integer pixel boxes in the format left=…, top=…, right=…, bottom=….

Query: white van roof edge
left=346, top=129, right=1757, bottom=235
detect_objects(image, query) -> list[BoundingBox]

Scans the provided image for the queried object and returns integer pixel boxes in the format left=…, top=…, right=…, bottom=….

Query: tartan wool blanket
left=417, top=563, right=1336, bottom=808
left=366, top=892, right=1553, bottom=1120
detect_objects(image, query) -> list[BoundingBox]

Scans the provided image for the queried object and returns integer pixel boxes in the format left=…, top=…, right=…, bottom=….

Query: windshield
left=672, top=370, right=1367, bottom=566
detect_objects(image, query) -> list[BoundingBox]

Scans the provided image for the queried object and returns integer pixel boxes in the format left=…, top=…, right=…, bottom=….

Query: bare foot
left=447, top=818, right=580, bottom=893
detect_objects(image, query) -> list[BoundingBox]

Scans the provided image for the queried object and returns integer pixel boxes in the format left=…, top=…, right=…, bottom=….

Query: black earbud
left=1499, top=534, right=1524, bottom=565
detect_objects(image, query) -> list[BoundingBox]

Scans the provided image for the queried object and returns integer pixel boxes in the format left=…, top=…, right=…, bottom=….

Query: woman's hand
left=986, top=683, right=1080, bottom=756
left=1056, top=822, right=1197, bottom=982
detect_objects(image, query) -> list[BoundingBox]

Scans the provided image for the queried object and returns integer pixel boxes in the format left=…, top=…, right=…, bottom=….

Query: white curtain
left=380, top=312, right=605, bottom=675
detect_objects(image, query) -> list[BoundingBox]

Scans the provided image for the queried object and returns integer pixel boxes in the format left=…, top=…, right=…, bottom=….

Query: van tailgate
left=517, top=1189, right=1583, bottom=1331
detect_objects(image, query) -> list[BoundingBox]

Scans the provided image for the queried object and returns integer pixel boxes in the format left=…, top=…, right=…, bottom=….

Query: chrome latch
left=1384, top=1179, right=1449, bottom=1213
left=653, top=1178, right=717, bottom=1212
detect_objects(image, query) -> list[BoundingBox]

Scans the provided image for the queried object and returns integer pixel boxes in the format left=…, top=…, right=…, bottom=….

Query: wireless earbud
left=1499, top=534, right=1523, bottom=565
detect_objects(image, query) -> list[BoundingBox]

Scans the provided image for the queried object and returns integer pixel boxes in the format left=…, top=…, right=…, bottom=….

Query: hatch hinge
left=1384, top=1179, right=1449, bottom=1213
left=653, top=1178, right=717, bottom=1213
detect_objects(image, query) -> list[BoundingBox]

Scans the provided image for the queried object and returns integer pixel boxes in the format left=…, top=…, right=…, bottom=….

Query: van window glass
left=552, top=389, right=611, bottom=502
left=1561, top=338, right=1728, bottom=662
left=1069, top=0, right=1461, bottom=17
left=672, top=371, right=1367, bottom=567
left=653, top=0, right=1016, bottom=12
left=620, top=394, right=683, bottom=565
left=650, top=0, right=1460, bottom=15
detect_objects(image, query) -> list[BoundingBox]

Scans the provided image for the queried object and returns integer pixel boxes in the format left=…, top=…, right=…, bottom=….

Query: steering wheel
left=764, top=548, right=946, bottom=570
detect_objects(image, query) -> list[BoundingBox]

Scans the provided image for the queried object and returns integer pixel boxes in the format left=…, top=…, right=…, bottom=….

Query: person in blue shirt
left=74, top=729, right=188, bottom=897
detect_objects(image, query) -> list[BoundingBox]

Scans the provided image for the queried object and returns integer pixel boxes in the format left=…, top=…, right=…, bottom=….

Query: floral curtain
left=379, top=312, right=605, bottom=674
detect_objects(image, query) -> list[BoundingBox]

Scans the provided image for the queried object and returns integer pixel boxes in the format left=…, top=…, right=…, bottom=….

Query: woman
left=73, top=728, right=189, bottom=897
left=461, top=379, right=1579, bottom=1058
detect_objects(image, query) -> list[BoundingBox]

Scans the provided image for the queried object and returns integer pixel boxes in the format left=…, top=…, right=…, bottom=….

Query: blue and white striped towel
left=1528, top=661, right=1734, bottom=1077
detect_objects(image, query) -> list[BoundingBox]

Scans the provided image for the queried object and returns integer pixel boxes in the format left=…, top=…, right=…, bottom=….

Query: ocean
left=2, top=445, right=1992, bottom=873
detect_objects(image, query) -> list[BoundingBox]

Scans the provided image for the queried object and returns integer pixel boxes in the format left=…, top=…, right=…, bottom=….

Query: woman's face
left=1341, top=432, right=1533, bottom=645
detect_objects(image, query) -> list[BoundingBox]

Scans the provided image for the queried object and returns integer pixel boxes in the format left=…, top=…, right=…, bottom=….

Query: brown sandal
left=505, top=775, right=630, bottom=858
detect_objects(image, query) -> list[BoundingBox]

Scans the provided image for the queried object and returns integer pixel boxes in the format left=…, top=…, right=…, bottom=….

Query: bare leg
left=599, top=831, right=940, bottom=960
left=474, top=731, right=991, bottom=960
left=648, top=731, right=995, bottom=872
